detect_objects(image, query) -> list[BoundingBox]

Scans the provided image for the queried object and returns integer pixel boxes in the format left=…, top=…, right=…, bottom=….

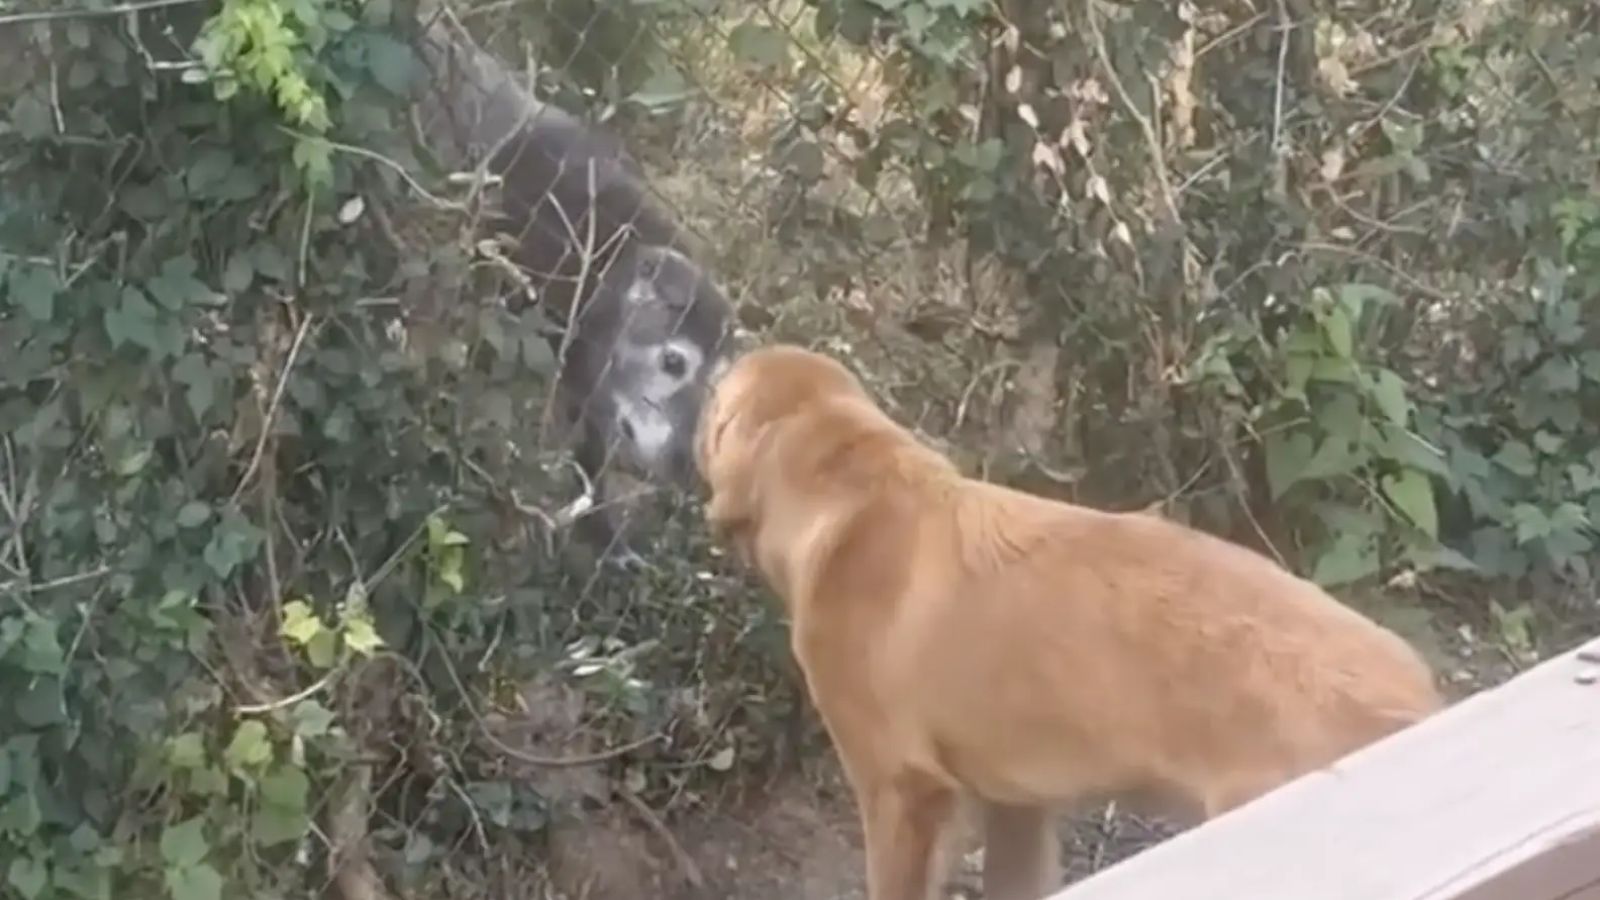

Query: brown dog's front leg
left=981, top=801, right=1060, bottom=900
left=856, top=771, right=959, bottom=900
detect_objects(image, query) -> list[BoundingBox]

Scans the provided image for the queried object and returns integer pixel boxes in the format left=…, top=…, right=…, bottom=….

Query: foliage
left=0, top=2, right=795, bottom=897
left=715, top=0, right=1600, bottom=611
left=1191, top=282, right=1456, bottom=587
left=0, top=1, right=420, bottom=893
left=1422, top=192, right=1600, bottom=586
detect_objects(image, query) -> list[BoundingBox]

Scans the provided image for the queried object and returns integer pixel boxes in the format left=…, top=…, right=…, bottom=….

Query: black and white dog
left=416, top=22, right=736, bottom=564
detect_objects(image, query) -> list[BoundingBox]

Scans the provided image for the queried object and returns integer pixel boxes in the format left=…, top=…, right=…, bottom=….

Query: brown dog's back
left=877, top=480, right=1440, bottom=817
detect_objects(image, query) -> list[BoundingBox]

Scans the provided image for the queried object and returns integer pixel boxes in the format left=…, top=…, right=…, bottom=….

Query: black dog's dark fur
left=415, top=23, right=736, bottom=561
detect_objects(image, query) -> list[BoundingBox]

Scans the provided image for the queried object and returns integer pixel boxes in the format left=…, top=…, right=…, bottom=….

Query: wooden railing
left=1048, top=634, right=1600, bottom=900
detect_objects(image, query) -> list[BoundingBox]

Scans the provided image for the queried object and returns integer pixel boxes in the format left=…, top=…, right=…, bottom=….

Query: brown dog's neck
left=747, top=402, right=965, bottom=601
left=790, top=399, right=958, bottom=500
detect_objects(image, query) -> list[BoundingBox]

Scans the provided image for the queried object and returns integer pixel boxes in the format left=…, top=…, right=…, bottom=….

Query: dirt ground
left=536, top=753, right=1181, bottom=900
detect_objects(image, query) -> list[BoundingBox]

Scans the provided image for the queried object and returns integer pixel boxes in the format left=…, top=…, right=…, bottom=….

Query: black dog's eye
left=661, top=348, right=687, bottom=377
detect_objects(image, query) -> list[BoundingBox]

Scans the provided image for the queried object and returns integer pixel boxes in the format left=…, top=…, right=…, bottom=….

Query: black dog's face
left=600, top=246, right=735, bottom=487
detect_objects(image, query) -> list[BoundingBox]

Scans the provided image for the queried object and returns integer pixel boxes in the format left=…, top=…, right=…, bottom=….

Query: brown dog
left=695, top=344, right=1444, bottom=900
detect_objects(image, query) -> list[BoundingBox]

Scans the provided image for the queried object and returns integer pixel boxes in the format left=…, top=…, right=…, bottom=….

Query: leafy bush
left=0, top=2, right=801, bottom=897
left=771, top=0, right=1598, bottom=613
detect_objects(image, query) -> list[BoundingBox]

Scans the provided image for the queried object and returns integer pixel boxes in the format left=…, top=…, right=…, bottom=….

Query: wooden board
left=1049, top=634, right=1600, bottom=900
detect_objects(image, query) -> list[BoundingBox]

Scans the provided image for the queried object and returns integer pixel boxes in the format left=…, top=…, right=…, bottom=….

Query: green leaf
left=729, top=21, right=789, bottom=67
left=1308, top=354, right=1358, bottom=384
left=1319, top=303, right=1354, bottom=358
left=290, top=699, right=335, bottom=737
left=51, top=862, right=111, bottom=900
left=223, top=254, right=254, bottom=293
left=785, top=141, right=827, bottom=181
left=1490, top=601, right=1535, bottom=655
left=259, top=764, right=308, bottom=810
left=363, top=32, right=417, bottom=95
left=165, top=863, right=223, bottom=900
left=114, top=445, right=153, bottom=477
left=1581, top=350, right=1600, bottom=383
left=252, top=804, right=309, bottom=847
left=1494, top=441, right=1538, bottom=478
left=1367, top=367, right=1410, bottom=425
left=1407, top=544, right=1480, bottom=574
left=203, top=514, right=262, bottom=578
left=148, top=261, right=210, bottom=311
left=1512, top=503, right=1551, bottom=545
left=160, top=817, right=210, bottom=868
left=1283, top=353, right=1313, bottom=399
left=1546, top=531, right=1594, bottom=573
left=1550, top=501, right=1592, bottom=532
left=1381, top=469, right=1438, bottom=538
left=1532, top=430, right=1565, bottom=456
left=177, top=501, right=213, bottom=528
left=1315, top=504, right=1384, bottom=544
left=438, top=552, right=465, bottom=593
left=185, top=150, right=235, bottom=198
left=306, top=630, right=338, bottom=668
left=188, top=767, right=228, bottom=798
left=20, top=616, right=64, bottom=675
left=1376, top=425, right=1451, bottom=480
left=628, top=66, right=690, bottom=111
left=1315, top=393, right=1364, bottom=441
left=0, top=617, right=20, bottom=658
left=426, top=514, right=470, bottom=547
left=291, top=136, right=333, bottom=188
left=104, top=287, right=160, bottom=352
left=172, top=353, right=219, bottom=419
left=0, top=788, right=43, bottom=836
left=1299, top=435, right=1362, bottom=483
left=1536, top=355, right=1581, bottom=393
left=464, top=780, right=513, bottom=827
left=14, top=678, right=66, bottom=728
left=520, top=330, right=556, bottom=374
left=252, top=243, right=291, bottom=282
left=280, top=600, right=325, bottom=647
left=342, top=615, right=384, bottom=656
left=1568, top=464, right=1600, bottom=495
left=403, top=832, right=436, bottom=865
left=168, top=733, right=206, bottom=769
left=1264, top=432, right=1313, bottom=499
left=1337, top=283, right=1399, bottom=317
left=1311, top=533, right=1380, bottom=587
left=6, top=857, right=48, bottom=900
left=9, top=266, right=61, bottom=322
left=223, top=720, right=272, bottom=771
left=11, top=89, right=50, bottom=139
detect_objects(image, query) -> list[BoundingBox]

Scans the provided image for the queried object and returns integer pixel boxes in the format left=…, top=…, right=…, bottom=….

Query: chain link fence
left=377, top=3, right=1188, bottom=896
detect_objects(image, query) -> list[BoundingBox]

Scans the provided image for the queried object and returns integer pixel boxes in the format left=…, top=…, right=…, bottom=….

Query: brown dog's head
left=693, top=345, right=867, bottom=549
left=694, top=345, right=864, bottom=482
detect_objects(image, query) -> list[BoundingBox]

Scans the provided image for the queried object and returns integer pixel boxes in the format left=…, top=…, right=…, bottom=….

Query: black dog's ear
left=633, top=245, right=672, bottom=284
left=618, top=247, right=668, bottom=308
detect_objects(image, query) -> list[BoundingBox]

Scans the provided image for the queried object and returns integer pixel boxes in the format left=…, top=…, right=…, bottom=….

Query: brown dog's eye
left=661, top=348, right=687, bottom=377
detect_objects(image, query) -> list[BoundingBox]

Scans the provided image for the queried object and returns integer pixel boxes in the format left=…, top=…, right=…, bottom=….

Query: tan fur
left=695, top=345, right=1445, bottom=900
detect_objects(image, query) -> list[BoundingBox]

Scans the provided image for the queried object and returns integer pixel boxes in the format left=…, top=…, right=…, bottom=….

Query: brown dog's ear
left=702, top=416, right=774, bottom=547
